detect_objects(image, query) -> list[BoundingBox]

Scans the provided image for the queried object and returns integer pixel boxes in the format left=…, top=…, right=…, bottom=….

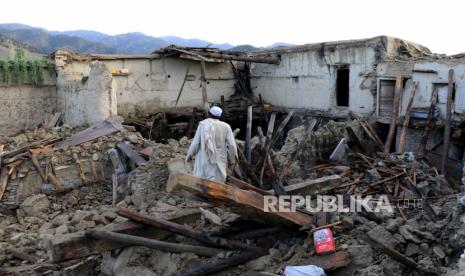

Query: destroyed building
left=0, top=35, right=465, bottom=275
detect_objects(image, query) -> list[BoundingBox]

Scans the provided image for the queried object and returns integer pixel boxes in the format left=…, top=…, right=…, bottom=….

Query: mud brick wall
left=0, top=84, right=57, bottom=135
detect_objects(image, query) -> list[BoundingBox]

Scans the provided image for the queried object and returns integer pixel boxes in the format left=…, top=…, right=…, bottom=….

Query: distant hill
left=0, top=34, right=44, bottom=59
left=0, top=25, right=117, bottom=54
left=0, top=23, right=295, bottom=55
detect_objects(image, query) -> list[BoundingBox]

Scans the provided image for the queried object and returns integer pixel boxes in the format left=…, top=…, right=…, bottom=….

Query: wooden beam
left=169, top=48, right=281, bottom=64
left=384, top=75, right=403, bottom=153
left=441, top=69, right=454, bottom=175
left=398, top=81, right=417, bottom=153
left=86, top=230, right=224, bottom=257
left=46, top=209, right=202, bottom=262
left=167, top=173, right=313, bottom=226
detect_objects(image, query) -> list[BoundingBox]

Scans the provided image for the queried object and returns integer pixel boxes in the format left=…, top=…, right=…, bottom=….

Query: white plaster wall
left=104, top=57, right=235, bottom=115
left=250, top=46, right=376, bottom=116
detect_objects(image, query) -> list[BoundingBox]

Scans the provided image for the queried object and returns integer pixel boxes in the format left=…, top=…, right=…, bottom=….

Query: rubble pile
left=0, top=111, right=464, bottom=276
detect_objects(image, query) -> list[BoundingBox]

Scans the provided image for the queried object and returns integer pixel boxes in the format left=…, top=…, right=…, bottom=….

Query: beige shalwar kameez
left=186, top=118, right=237, bottom=183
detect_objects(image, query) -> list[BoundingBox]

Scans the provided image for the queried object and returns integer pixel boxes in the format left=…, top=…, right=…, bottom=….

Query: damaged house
left=1, top=35, right=465, bottom=275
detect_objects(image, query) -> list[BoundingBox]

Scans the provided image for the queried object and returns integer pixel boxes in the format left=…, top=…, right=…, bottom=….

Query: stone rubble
left=0, top=119, right=464, bottom=276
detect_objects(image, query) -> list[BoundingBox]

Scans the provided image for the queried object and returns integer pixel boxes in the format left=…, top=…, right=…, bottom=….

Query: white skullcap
left=209, top=106, right=222, bottom=117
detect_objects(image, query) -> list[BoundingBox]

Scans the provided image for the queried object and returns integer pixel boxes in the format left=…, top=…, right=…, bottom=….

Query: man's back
left=186, top=117, right=237, bottom=183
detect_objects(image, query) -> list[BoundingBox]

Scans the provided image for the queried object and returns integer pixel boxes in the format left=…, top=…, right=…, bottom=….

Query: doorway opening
left=336, top=66, right=349, bottom=106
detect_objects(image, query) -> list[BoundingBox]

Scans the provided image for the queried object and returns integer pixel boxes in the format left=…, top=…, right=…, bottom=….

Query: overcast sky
left=1, top=0, right=462, bottom=54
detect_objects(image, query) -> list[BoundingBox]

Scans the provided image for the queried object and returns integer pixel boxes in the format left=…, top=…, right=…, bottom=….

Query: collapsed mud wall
left=55, top=56, right=117, bottom=127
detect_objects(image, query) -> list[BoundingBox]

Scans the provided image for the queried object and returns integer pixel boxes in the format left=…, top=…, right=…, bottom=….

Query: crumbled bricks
left=1, top=118, right=465, bottom=275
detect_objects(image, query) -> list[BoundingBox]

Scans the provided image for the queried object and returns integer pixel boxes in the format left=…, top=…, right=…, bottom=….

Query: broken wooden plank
left=87, top=230, right=224, bottom=257
left=441, top=69, right=454, bottom=175
left=46, top=209, right=202, bottom=262
left=398, top=81, right=417, bottom=153
left=53, top=116, right=123, bottom=149
left=116, top=142, right=147, bottom=166
left=167, top=173, right=313, bottom=226
left=384, top=75, right=403, bottom=153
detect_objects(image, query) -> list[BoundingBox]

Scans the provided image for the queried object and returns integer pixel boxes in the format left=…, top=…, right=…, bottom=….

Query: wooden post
left=200, top=61, right=209, bottom=116
left=441, top=69, right=454, bottom=175
left=417, top=87, right=439, bottom=156
left=245, top=106, right=253, bottom=162
left=259, top=113, right=276, bottom=184
left=398, top=81, right=417, bottom=153
left=384, top=75, right=403, bottom=153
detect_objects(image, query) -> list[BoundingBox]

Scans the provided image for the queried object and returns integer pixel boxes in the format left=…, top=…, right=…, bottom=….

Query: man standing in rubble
left=186, top=106, right=237, bottom=183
